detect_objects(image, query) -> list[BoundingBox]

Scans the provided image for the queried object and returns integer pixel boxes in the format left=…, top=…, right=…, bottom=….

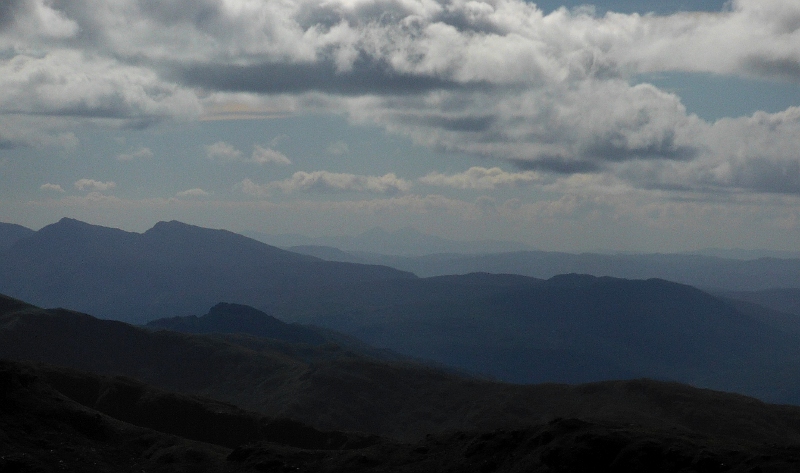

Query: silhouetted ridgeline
left=147, top=302, right=328, bottom=346
left=5, top=296, right=800, bottom=471
left=0, top=218, right=414, bottom=322
left=257, top=273, right=800, bottom=403
left=2, top=217, right=798, bottom=325
left=287, top=245, right=800, bottom=291
left=0, top=221, right=34, bottom=252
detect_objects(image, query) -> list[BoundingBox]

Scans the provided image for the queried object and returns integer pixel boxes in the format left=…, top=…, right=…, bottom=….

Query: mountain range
left=254, top=272, right=800, bottom=403
left=2, top=218, right=800, bottom=401
left=0, top=218, right=413, bottom=322
left=6, top=294, right=800, bottom=471
left=287, top=245, right=800, bottom=293
left=244, top=226, right=536, bottom=255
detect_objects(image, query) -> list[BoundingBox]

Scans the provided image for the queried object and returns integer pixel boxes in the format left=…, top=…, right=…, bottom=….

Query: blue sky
left=1, top=0, right=800, bottom=253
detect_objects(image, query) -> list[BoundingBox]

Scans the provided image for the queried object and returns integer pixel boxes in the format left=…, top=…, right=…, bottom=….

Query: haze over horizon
left=2, top=0, right=799, bottom=253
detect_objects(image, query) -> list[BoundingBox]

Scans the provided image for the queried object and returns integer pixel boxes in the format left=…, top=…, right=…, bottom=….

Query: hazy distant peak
left=361, top=226, right=427, bottom=238
left=207, top=302, right=268, bottom=317
left=146, top=220, right=211, bottom=234
left=46, top=217, right=95, bottom=231
left=546, top=273, right=600, bottom=288
left=57, top=217, right=85, bottom=225
left=0, top=221, right=35, bottom=252
left=36, top=217, right=136, bottom=241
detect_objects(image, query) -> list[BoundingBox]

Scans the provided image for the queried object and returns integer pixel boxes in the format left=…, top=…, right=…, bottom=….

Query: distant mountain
left=0, top=218, right=414, bottom=323
left=0, top=221, right=34, bottom=252
left=146, top=302, right=417, bottom=364
left=258, top=273, right=800, bottom=403
left=286, top=247, right=800, bottom=291
left=147, top=302, right=328, bottom=346
left=719, top=288, right=800, bottom=317
left=687, top=247, right=800, bottom=260
left=246, top=226, right=534, bottom=255
left=288, top=245, right=376, bottom=264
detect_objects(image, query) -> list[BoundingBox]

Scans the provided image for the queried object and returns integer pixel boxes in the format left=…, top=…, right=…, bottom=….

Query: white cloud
left=74, top=179, right=116, bottom=192
left=272, top=171, right=412, bottom=194
left=0, top=51, right=200, bottom=125
left=251, top=145, right=292, bottom=165
left=176, top=188, right=210, bottom=197
left=420, top=167, right=542, bottom=189
left=205, top=141, right=243, bottom=162
left=117, top=147, right=154, bottom=161
left=3, top=0, right=800, bottom=199
left=40, top=183, right=64, bottom=192
left=238, top=178, right=271, bottom=198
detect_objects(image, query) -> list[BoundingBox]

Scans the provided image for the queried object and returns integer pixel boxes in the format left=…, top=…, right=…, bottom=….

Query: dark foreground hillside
left=5, top=357, right=800, bottom=472
left=5, top=292, right=800, bottom=442
left=7, top=292, right=800, bottom=467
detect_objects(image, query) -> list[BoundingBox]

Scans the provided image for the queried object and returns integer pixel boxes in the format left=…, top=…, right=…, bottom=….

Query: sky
left=1, top=0, right=800, bottom=253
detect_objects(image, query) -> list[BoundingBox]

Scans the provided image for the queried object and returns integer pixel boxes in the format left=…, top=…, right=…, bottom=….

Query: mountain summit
left=0, top=219, right=414, bottom=322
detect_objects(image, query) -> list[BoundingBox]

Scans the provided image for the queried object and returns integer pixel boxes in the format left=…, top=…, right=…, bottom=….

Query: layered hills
left=257, top=273, right=800, bottom=403
left=2, top=218, right=800, bottom=402
left=5, top=295, right=800, bottom=471
left=287, top=245, right=800, bottom=291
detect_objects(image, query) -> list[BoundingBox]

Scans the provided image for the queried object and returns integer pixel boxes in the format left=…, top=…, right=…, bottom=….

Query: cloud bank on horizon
left=1, top=0, right=799, bottom=251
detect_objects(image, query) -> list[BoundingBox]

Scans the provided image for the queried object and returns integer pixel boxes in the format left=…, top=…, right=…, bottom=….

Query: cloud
left=272, top=171, right=412, bottom=194
left=207, top=142, right=292, bottom=165
left=237, top=178, right=271, bottom=198
left=5, top=0, right=800, bottom=198
left=420, top=167, right=542, bottom=189
left=205, top=141, right=243, bottom=162
left=251, top=145, right=292, bottom=165
left=40, top=183, right=64, bottom=192
left=117, top=147, right=154, bottom=161
left=0, top=51, right=200, bottom=125
left=74, top=179, right=116, bottom=192
left=176, top=188, right=210, bottom=198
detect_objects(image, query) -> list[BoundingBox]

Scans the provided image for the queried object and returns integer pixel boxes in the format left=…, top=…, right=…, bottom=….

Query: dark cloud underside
left=173, top=58, right=489, bottom=95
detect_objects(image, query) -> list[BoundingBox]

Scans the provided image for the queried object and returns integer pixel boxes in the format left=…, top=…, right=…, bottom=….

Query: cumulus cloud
left=74, top=179, right=116, bottom=192
left=176, top=188, right=210, bottom=197
left=40, top=183, right=64, bottom=192
left=238, top=178, right=271, bottom=198
left=420, top=166, right=542, bottom=189
left=240, top=171, right=412, bottom=196
left=117, top=147, right=154, bottom=161
left=4, top=0, right=800, bottom=197
left=205, top=141, right=243, bottom=162
left=0, top=51, right=200, bottom=126
left=272, top=171, right=412, bottom=194
left=251, top=145, right=292, bottom=165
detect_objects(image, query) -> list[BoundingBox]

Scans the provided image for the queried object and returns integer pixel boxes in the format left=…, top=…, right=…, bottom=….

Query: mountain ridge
left=287, top=246, right=800, bottom=291
left=4, top=294, right=800, bottom=444
left=0, top=218, right=415, bottom=322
